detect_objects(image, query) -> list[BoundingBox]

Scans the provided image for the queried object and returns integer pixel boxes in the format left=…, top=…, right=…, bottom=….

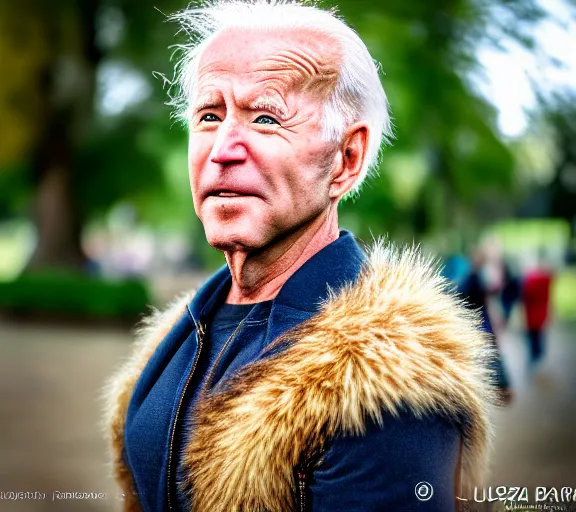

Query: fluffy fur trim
left=102, top=293, right=193, bottom=512
left=105, top=242, right=495, bottom=512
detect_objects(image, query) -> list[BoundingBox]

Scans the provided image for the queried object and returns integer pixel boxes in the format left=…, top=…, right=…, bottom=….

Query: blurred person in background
left=459, top=249, right=513, bottom=403
left=442, top=252, right=471, bottom=289
left=522, top=250, right=554, bottom=371
left=500, top=259, right=521, bottom=328
left=103, top=1, right=494, bottom=511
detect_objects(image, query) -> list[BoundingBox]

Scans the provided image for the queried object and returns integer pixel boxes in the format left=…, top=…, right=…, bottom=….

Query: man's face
left=188, top=29, right=341, bottom=252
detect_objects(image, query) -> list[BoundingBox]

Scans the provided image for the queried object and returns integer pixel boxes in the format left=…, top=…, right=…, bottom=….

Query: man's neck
left=224, top=207, right=339, bottom=304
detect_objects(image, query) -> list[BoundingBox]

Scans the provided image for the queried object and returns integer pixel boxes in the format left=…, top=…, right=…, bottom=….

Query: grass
left=553, top=268, right=576, bottom=322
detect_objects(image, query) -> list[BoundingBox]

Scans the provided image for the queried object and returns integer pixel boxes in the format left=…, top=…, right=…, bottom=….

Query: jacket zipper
left=166, top=321, right=204, bottom=511
left=297, top=470, right=307, bottom=512
left=166, top=316, right=248, bottom=510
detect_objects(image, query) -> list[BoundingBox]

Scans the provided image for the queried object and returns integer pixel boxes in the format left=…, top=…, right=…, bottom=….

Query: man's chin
left=203, top=226, right=265, bottom=253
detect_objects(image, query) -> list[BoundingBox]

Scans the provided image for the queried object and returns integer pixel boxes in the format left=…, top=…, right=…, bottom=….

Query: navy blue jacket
left=121, top=231, right=461, bottom=511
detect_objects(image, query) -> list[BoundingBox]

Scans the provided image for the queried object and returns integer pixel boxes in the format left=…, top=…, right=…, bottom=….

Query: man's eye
left=199, top=113, right=221, bottom=122
left=253, top=115, right=279, bottom=125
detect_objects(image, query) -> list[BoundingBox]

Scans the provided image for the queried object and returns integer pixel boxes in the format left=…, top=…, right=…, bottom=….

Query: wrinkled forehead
left=195, top=27, right=342, bottom=100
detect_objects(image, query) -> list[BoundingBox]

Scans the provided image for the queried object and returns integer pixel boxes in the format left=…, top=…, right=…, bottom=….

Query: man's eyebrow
left=246, top=97, right=288, bottom=117
left=191, top=97, right=222, bottom=115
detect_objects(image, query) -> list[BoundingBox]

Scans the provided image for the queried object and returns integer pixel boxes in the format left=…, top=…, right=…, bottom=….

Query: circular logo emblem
left=415, top=481, right=434, bottom=501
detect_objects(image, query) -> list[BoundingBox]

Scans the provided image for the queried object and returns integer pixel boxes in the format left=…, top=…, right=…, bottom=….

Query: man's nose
left=209, top=122, right=248, bottom=164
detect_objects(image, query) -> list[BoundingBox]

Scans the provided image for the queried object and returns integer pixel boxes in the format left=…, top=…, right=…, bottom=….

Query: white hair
left=168, top=0, right=393, bottom=195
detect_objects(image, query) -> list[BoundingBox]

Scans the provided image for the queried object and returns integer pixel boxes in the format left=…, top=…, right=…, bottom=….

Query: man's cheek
left=188, top=175, right=202, bottom=211
left=188, top=134, right=214, bottom=165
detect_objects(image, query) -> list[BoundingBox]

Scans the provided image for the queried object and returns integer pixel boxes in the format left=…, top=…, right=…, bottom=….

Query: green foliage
left=331, top=0, right=534, bottom=237
left=554, top=269, right=576, bottom=320
left=541, top=91, right=576, bottom=230
left=74, top=114, right=169, bottom=221
left=0, top=271, right=150, bottom=319
left=0, top=161, right=34, bottom=220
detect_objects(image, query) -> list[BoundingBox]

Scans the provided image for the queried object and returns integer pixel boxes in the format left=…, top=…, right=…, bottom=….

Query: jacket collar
left=186, top=230, right=366, bottom=324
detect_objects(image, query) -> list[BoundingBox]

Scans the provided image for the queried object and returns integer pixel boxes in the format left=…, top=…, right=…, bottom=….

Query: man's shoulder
left=134, top=293, right=194, bottom=351
left=319, top=240, right=493, bottom=490
left=109, top=263, right=228, bottom=393
left=101, top=291, right=194, bottom=461
left=105, top=293, right=193, bottom=391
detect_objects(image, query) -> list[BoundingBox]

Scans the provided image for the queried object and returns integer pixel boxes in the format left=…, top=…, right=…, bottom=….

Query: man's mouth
left=215, top=191, right=241, bottom=197
left=207, top=189, right=257, bottom=198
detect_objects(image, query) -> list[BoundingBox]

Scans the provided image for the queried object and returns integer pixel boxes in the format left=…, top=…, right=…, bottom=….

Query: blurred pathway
left=488, top=319, right=576, bottom=488
left=0, top=316, right=574, bottom=511
left=0, top=321, right=130, bottom=512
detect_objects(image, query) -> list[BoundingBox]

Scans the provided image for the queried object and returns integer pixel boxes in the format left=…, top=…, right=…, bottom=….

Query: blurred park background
left=0, top=0, right=575, bottom=510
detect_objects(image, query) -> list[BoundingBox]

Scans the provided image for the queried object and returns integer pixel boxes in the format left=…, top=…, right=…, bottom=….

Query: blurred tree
left=0, top=0, right=183, bottom=271
left=541, top=92, right=576, bottom=241
left=1, top=1, right=103, bottom=269
left=337, top=0, right=545, bottom=241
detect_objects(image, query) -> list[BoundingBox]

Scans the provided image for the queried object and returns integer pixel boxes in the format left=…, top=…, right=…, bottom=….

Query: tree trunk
left=27, top=153, right=85, bottom=271
left=25, top=2, right=101, bottom=273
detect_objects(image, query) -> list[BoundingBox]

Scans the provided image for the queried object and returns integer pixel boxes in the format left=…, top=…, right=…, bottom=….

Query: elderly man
left=105, top=1, right=493, bottom=511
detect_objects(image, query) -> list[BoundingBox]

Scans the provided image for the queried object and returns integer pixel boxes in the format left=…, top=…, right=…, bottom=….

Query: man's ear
left=329, top=122, right=369, bottom=199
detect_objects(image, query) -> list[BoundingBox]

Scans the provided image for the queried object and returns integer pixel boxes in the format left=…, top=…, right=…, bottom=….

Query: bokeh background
left=0, top=0, right=575, bottom=510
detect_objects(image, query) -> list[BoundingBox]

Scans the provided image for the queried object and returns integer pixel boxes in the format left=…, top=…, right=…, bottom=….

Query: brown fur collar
left=103, top=242, right=495, bottom=512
